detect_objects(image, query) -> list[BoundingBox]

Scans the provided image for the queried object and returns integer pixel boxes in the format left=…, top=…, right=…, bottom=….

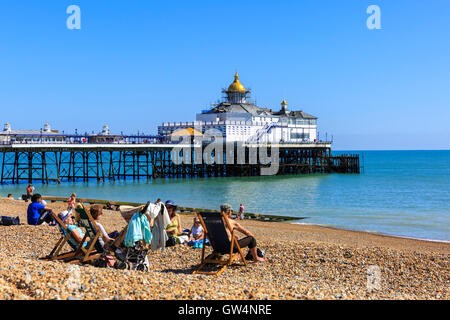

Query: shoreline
left=292, top=221, right=450, bottom=245
left=0, top=197, right=448, bottom=300
left=4, top=193, right=447, bottom=245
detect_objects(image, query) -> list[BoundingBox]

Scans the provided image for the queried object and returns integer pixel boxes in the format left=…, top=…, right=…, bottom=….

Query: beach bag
left=166, top=235, right=177, bottom=247
left=0, top=216, right=20, bottom=226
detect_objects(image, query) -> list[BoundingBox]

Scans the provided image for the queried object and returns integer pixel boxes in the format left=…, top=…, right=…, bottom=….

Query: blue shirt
left=27, top=202, right=45, bottom=225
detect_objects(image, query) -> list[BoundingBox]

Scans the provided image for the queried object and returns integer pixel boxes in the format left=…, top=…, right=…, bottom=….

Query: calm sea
left=1, top=150, right=449, bottom=241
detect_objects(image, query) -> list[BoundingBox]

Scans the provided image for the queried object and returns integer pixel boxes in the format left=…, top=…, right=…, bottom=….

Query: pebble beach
left=0, top=197, right=448, bottom=300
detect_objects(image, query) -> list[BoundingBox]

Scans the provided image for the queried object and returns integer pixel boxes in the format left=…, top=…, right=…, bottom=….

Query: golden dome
left=227, top=72, right=246, bottom=93
left=281, top=100, right=288, bottom=106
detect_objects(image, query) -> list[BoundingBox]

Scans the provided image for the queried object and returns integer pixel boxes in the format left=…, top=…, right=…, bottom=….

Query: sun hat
left=58, top=210, right=71, bottom=223
left=220, top=204, right=233, bottom=212
left=165, top=200, right=177, bottom=207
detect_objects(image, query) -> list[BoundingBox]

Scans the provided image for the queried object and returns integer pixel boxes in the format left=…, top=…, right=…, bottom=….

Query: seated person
left=58, top=210, right=89, bottom=249
left=27, top=194, right=54, bottom=225
left=89, top=205, right=118, bottom=250
left=220, top=204, right=266, bottom=263
left=165, top=200, right=182, bottom=246
left=188, top=217, right=204, bottom=242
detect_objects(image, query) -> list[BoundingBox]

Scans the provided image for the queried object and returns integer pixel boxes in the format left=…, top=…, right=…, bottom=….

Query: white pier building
left=158, top=73, right=318, bottom=143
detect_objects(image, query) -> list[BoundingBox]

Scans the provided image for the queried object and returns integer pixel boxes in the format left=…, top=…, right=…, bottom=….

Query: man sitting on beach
left=220, top=204, right=266, bottom=263
left=27, top=194, right=54, bottom=225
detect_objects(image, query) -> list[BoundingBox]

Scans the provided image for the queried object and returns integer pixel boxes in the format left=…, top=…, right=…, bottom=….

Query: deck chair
left=42, top=211, right=89, bottom=262
left=70, top=204, right=106, bottom=264
left=193, top=211, right=247, bottom=276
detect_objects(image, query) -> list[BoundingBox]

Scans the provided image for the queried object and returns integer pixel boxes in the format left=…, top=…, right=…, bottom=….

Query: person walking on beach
left=220, top=204, right=266, bottom=263
left=26, top=183, right=35, bottom=200
left=238, top=203, right=245, bottom=220
left=67, top=193, right=77, bottom=210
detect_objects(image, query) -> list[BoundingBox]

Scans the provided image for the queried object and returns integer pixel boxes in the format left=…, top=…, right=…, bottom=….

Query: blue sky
left=0, top=0, right=449, bottom=150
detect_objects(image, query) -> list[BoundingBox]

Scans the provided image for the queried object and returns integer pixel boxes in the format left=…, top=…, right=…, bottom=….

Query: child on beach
left=188, top=217, right=204, bottom=242
left=185, top=216, right=208, bottom=248
left=67, top=193, right=76, bottom=210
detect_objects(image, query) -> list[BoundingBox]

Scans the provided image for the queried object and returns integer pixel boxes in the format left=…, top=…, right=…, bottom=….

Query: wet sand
left=0, top=198, right=448, bottom=300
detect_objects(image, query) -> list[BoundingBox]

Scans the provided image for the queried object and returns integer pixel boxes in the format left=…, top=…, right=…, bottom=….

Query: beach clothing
left=191, top=225, right=203, bottom=236
left=187, top=238, right=209, bottom=248
left=27, top=202, right=45, bottom=225
left=236, top=236, right=257, bottom=250
left=96, top=222, right=108, bottom=238
left=64, top=225, right=88, bottom=248
left=239, top=205, right=245, bottom=219
left=166, top=214, right=180, bottom=235
left=68, top=198, right=75, bottom=208
left=96, top=222, right=108, bottom=248
left=124, top=211, right=152, bottom=247
left=146, top=203, right=170, bottom=250
left=26, top=186, right=34, bottom=197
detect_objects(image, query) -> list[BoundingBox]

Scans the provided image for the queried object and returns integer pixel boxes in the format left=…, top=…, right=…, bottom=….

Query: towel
left=124, top=212, right=152, bottom=247
left=146, top=203, right=171, bottom=250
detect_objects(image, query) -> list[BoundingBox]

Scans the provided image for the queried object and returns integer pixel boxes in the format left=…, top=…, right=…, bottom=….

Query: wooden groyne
left=41, top=196, right=302, bottom=222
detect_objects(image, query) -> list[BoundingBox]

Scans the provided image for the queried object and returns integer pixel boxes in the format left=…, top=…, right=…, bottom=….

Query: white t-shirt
left=191, top=225, right=203, bottom=236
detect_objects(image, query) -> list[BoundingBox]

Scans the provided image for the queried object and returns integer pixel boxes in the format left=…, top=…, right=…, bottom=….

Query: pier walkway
left=0, top=141, right=359, bottom=184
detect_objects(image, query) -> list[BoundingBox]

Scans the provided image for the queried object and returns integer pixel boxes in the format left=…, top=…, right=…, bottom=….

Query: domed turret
left=225, top=72, right=249, bottom=103
left=281, top=100, right=288, bottom=112
left=227, top=72, right=246, bottom=93
left=3, top=122, right=11, bottom=132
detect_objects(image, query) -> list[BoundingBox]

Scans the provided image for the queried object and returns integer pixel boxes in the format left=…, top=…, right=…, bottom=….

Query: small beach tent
left=193, top=211, right=247, bottom=276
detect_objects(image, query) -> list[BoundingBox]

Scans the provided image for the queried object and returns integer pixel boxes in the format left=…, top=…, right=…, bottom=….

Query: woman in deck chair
left=89, top=205, right=119, bottom=250
left=220, top=204, right=266, bottom=263
left=58, top=211, right=89, bottom=249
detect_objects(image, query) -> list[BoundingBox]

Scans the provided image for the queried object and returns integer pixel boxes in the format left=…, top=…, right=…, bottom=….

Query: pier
left=0, top=137, right=359, bottom=184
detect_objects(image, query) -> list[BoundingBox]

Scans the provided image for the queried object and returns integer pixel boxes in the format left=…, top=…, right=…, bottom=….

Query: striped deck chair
left=193, top=211, right=247, bottom=276
left=42, top=211, right=88, bottom=262
left=70, top=204, right=106, bottom=264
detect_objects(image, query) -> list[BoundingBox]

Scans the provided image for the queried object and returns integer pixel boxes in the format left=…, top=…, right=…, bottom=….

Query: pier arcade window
left=290, top=132, right=310, bottom=140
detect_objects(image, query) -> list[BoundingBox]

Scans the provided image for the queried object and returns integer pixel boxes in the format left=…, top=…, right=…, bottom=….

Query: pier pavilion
left=158, top=73, right=318, bottom=143
left=0, top=74, right=359, bottom=184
